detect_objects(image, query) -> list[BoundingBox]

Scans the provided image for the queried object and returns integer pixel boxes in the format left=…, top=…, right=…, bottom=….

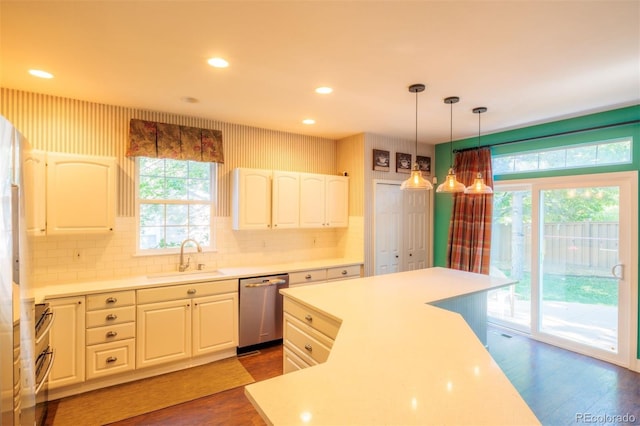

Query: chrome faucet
left=178, top=238, right=202, bottom=272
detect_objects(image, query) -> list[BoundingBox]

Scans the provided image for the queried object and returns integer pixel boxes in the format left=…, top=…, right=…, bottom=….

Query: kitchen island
left=244, top=267, right=540, bottom=425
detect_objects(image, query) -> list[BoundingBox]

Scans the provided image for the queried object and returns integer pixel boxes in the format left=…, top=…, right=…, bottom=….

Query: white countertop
left=33, top=258, right=362, bottom=302
left=244, top=267, right=540, bottom=425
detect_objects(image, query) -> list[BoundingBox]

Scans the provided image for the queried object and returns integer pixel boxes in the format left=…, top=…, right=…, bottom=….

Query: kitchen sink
left=146, top=269, right=225, bottom=279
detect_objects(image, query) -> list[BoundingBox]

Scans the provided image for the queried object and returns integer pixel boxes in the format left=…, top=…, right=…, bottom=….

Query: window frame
left=134, top=157, right=217, bottom=256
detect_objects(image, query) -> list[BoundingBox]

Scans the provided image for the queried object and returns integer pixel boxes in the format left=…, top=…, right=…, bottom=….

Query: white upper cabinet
left=233, top=168, right=348, bottom=230
left=272, top=171, right=300, bottom=229
left=232, top=168, right=272, bottom=230
left=24, top=151, right=116, bottom=235
left=300, top=173, right=349, bottom=228
left=46, top=153, right=116, bottom=234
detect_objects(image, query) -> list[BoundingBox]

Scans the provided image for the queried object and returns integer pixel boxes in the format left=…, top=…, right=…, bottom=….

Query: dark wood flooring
left=45, top=331, right=640, bottom=425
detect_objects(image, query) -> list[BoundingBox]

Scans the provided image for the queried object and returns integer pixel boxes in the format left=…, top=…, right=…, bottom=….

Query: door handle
left=611, top=264, right=624, bottom=280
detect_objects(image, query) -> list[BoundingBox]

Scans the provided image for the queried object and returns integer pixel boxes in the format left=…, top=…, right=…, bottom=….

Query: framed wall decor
left=373, top=149, right=390, bottom=171
left=396, top=152, right=412, bottom=174
left=417, top=155, right=431, bottom=175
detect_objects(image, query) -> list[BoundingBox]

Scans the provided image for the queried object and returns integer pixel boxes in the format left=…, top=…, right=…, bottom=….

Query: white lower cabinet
left=282, top=297, right=340, bottom=374
left=48, top=296, right=86, bottom=389
left=136, top=279, right=238, bottom=369
left=289, top=264, right=362, bottom=287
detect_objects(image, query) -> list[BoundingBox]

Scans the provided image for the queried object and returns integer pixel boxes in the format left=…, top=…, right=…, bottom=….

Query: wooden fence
left=491, top=222, right=619, bottom=276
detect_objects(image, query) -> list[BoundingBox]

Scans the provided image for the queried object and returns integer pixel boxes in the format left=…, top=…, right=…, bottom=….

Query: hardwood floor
left=46, top=332, right=639, bottom=425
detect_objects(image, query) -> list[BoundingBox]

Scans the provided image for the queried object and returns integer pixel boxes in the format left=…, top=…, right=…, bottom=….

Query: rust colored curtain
left=446, top=148, right=493, bottom=274
left=127, top=119, right=224, bottom=163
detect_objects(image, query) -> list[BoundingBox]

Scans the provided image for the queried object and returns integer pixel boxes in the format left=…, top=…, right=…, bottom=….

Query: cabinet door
left=192, top=292, right=238, bottom=356
left=299, top=173, right=326, bottom=228
left=136, top=300, right=191, bottom=368
left=48, top=296, right=85, bottom=389
left=325, top=175, right=349, bottom=227
left=232, top=168, right=272, bottom=230
left=272, top=171, right=299, bottom=229
left=46, top=153, right=115, bottom=234
left=23, top=150, right=46, bottom=236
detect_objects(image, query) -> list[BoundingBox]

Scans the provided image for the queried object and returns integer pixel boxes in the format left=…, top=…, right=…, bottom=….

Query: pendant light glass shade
left=464, top=107, right=493, bottom=195
left=436, top=96, right=465, bottom=193
left=402, top=84, right=432, bottom=191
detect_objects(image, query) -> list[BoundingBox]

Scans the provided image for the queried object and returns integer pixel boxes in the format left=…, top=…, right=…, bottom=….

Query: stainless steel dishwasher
left=238, top=274, right=289, bottom=352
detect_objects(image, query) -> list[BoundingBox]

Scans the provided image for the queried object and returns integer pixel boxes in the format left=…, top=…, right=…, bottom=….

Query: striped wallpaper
left=0, top=88, right=338, bottom=218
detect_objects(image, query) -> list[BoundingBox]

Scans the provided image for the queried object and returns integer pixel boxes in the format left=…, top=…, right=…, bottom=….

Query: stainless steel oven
left=34, top=303, right=54, bottom=426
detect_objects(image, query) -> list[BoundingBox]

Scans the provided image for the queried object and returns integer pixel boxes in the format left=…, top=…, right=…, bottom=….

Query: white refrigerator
left=0, top=115, right=35, bottom=426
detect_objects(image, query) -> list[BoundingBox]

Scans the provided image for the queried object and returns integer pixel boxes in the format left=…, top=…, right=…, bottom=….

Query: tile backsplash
left=30, top=216, right=364, bottom=287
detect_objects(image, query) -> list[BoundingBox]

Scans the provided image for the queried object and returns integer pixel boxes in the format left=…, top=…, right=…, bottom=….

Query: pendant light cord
left=415, top=90, right=418, bottom=158
left=449, top=101, right=454, bottom=168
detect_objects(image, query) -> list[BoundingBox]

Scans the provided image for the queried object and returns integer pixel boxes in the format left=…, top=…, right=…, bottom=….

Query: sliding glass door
left=489, top=172, right=637, bottom=366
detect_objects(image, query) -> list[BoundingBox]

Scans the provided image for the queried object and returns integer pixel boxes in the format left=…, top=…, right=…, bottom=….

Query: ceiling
left=1, top=1, right=638, bottom=145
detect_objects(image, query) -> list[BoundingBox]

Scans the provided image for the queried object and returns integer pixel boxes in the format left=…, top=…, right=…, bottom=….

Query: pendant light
left=436, top=96, right=465, bottom=193
left=464, top=107, right=493, bottom=194
left=401, top=83, right=433, bottom=191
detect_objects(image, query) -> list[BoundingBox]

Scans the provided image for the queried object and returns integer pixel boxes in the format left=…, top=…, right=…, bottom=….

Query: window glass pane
left=166, top=204, right=188, bottom=226
left=492, top=156, right=513, bottom=174
left=165, top=159, right=188, bottom=178
left=139, top=158, right=165, bottom=177
left=538, top=149, right=566, bottom=169
left=140, top=204, right=165, bottom=226
left=189, top=205, right=210, bottom=226
left=190, top=226, right=210, bottom=245
left=165, top=227, right=188, bottom=247
left=189, top=161, right=210, bottom=179
left=139, top=226, right=165, bottom=249
left=165, top=177, right=188, bottom=199
left=566, top=145, right=597, bottom=167
left=139, top=175, right=165, bottom=199
left=188, top=178, right=210, bottom=201
left=597, top=141, right=631, bottom=164
left=513, top=153, right=539, bottom=172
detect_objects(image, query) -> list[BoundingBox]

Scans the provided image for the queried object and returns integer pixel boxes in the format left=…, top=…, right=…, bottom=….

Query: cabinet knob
left=305, top=274, right=312, bottom=280
left=341, top=270, right=347, bottom=275
left=106, top=331, right=118, bottom=338
left=106, top=356, right=118, bottom=363
left=304, top=314, right=313, bottom=322
left=304, top=344, right=313, bottom=352
left=106, top=297, right=118, bottom=304
left=106, top=314, right=118, bottom=321
left=187, top=289, right=196, bottom=295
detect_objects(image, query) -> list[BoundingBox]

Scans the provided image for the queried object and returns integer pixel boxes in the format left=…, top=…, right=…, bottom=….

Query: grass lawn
left=501, top=271, right=618, bottom=306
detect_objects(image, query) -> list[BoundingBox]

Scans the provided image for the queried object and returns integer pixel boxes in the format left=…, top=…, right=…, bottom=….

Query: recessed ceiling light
left=315, top=87, right=333, bottom=94
left=207, top=57, right=229, bottom=68
left=28, top=69, right=54, bottom=79
left=302, top=119, right=315, bottom=125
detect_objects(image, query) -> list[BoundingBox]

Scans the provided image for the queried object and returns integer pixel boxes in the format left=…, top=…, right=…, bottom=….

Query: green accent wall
left=433, top=104, right=640, bottom=358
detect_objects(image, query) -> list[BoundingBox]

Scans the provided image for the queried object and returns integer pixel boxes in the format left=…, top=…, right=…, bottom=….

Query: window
left=136, top=157, right=215, bottom=252
left=492, top=138, right=632, bottom=175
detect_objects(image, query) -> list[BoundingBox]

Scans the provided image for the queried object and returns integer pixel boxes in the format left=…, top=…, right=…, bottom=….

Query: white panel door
left=299, top=173, right=326, bottom=227
left=403, top=190, right=428, bottom=271
left=22, top=150, right=46, bottom=236
left=192, top=293, right=238, bottom=356
left=232, top=168, right=272, bottom=230
left=374, top=183, right=402, bottom=275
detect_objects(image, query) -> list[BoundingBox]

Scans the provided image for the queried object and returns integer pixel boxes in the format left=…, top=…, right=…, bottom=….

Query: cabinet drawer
left=289, top=269, right=327, bottom=286
left=86, top=322, right=135, bottom=345
left=283, top=346, right=313, bottom=374
left=284, top=314, right=332, bottom=364
left=86, top=306, right=135, bottom=328
left=86, top=339, right=135, bottom=380
left=137, top=279, right=237, bottom=304
left=284, top=298, right=340, bottom=339
left=86, top=290, right=135, bottom=311
left=327, top=264, right=361, bottom=280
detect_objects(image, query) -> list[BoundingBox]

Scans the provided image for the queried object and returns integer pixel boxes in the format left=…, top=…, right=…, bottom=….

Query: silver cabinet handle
left=106, top=331, right=118, bottom=338
left=304, top=344, right=312, bottom=352
left=106, top=356, right=118, bottom=363
left=106, top=314, right=118, bottom=321
left=304, top=314, right=313, bottom=322
left=106, top=297, right=117, bottom=304
left=187, top=288, right=196, bottom=295
left=305, top=274, right=312, bottom=279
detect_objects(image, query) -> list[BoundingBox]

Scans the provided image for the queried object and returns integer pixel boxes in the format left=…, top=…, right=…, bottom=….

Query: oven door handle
left=35, top=311, right=55, bottom=345
left=35, top=349, right=55, bottom=394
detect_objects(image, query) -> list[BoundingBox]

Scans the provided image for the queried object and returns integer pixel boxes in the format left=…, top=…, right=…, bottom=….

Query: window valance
left=127, top=119, right=224, bottom=163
